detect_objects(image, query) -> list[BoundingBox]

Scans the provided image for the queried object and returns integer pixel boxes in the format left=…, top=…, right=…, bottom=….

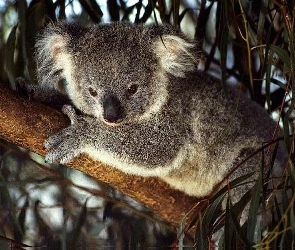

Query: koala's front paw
left=44, top=105, right=84, bottom=164
left=61, top=105, right=78, bottom=124
left=15, top=77, right=35, bottom=99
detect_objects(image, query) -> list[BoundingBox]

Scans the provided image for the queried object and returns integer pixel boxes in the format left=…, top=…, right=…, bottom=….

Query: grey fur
left=35, top=22, right=286, bottom=199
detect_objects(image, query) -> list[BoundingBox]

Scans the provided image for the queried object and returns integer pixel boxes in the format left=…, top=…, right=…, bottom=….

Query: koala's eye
left=88, top=87, right=98, bottom=97
left=127, top=84, right=138, bottom=96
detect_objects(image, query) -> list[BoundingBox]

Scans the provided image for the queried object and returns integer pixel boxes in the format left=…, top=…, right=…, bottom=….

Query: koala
left=31, top=21, right=286, bottom=201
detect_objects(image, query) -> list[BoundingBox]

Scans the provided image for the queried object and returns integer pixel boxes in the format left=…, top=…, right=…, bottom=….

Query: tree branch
left=0, top=87, right=199, bottom=236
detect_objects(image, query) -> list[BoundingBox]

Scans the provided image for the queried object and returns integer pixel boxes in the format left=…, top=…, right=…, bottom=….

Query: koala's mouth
left=102, top=118, right=124, bottom=127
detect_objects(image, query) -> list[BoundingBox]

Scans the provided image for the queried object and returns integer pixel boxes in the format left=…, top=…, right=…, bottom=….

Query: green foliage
left=0, top=0, right=294, bottom=248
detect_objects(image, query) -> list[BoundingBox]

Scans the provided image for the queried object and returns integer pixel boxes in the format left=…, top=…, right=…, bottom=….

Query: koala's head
left=36, top=22, right=197, bottom=125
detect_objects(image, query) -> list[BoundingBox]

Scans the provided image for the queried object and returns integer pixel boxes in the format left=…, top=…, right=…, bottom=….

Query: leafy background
left=0, top=0, right=294, bottom=249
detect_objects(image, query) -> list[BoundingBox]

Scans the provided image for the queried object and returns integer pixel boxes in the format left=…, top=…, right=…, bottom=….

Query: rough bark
left=0, top=86, right=200, bottom=237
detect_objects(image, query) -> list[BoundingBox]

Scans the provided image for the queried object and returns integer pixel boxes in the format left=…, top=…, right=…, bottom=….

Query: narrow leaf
left=71, top=198, right=88, bottom=248
left=246, top=167, right=263, bottom=243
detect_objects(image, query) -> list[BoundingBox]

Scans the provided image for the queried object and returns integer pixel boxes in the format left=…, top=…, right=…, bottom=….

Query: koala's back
left=162, top=71, right=285, bottom=198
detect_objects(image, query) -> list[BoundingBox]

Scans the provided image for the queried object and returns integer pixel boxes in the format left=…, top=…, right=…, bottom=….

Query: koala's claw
left=45, top=128, right=74, bottom=145
left=45, top=144, right=80, bottom=164
left=44, top=132, right=82, bottom=164
left=62, top=105, right=78, bottom=124
left=44, top=108, right=84, bottom=164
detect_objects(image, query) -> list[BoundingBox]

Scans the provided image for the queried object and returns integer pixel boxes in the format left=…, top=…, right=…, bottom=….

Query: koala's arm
left=15, top=77, right=70, bottom=109
left=44, top=105, right=191, bottom=177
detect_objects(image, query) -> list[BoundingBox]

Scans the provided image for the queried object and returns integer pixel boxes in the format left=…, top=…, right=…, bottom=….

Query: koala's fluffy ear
left=153, top=35, right=197, bottom=77
left=36, top=24, right=73, bottom=92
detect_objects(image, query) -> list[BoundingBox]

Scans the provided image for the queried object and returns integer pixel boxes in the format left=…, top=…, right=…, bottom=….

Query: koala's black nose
left=103, top=95, right=125, bottom=123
